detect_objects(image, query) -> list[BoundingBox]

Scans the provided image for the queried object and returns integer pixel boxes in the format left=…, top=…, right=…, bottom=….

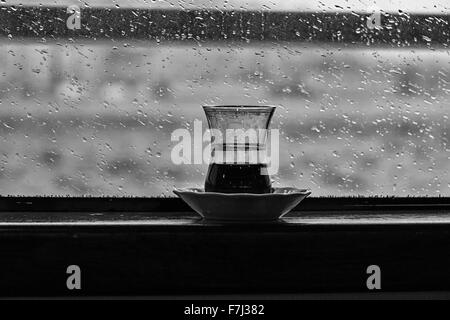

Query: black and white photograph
left=0, top=0, right=450, bottom=303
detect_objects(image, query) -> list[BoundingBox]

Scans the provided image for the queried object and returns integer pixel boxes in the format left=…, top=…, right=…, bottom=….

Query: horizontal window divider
left=0, top=6, right=449, bottom=46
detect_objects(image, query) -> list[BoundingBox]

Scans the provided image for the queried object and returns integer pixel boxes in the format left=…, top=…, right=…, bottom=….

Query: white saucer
left=173, top=187, right=311, bottom=223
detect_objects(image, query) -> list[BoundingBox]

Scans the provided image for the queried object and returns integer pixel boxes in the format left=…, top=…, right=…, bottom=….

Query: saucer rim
left=173, top=187, right=312, bottom=197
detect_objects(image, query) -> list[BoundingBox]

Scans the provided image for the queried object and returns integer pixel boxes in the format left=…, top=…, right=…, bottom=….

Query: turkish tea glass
left=203, top=105, right=276, bottom=193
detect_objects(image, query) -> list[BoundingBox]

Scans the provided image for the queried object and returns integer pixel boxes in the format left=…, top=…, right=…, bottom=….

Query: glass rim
left=203, top=105, right=276, bottom=113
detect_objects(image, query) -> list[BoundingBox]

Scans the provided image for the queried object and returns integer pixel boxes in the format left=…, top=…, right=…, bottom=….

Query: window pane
left=0, top=1, right=449, bottom=196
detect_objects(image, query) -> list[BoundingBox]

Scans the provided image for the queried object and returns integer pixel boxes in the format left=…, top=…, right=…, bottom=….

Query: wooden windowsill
left=0, top=197, right=449, bottom=297
left=1, top=210, right=450, bottom=227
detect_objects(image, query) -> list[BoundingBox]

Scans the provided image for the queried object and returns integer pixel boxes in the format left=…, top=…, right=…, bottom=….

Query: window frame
left=1, top=4, right=450, bottom=297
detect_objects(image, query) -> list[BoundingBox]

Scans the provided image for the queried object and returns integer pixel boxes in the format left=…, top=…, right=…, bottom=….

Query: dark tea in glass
left=205, top=163, right=271, bottom=194
left=203, top=105, right=275, bottom=194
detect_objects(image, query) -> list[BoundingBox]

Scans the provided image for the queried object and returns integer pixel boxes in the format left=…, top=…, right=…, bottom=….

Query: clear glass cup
left=203, top=105, right=276, bottom=193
